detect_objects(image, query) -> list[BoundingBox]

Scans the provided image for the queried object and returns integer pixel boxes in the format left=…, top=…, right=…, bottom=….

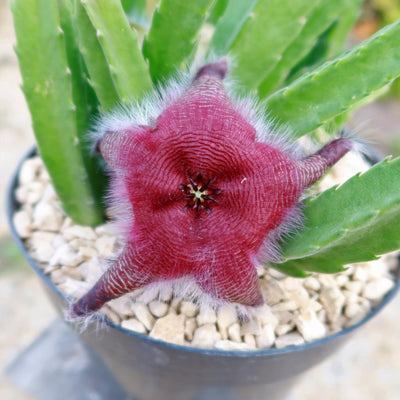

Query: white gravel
left=13, top=154, right=398, bottom=350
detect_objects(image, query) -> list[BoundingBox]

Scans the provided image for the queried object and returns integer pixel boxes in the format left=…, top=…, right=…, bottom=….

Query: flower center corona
left=179, top=173, right=221, bottom=214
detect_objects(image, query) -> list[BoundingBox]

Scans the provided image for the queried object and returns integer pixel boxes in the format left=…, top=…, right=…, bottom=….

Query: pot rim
left=7, top=145, right=400, bottom=358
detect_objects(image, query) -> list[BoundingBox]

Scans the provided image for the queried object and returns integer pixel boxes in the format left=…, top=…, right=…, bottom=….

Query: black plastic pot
left=7, top=147, right=400, bottom=400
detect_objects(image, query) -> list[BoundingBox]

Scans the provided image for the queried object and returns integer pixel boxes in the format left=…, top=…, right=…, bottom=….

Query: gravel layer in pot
left=12, top=150, right=398, bottom=351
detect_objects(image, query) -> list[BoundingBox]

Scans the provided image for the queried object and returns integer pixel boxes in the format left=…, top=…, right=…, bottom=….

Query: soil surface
left=1, top=0, right=400, bottom=398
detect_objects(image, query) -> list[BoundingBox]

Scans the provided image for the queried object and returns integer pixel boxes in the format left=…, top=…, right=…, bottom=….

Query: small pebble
left=366, top=260, right=390, bottom=279
left=38, top=167, right=51, bottom=183
left=43, top=263, right=58, bottom=275
left=214, top=340, right=253, bottom=351
left=308, top=299, right=323, bottom=312
left=95, top=235, right=117, bottom=258
left=184, top=318, right=197, bottom=341
left=57, top=278, right=88, bottom=298
left=77, top=258, right=104, bottom=282
left=95, top=224, right=115, bottom=236
left=228, top=323, right=242, bottom=343
left=149, top=314, right=185, bottom=345
left=275, top=332, right=305, bottom=349
left=342, top=289, right=359, bottom=305
left=78, top=246, right=98, bottom=260
left=51, top=269, right=67, bottom=285
left=192, top=324, right=221, bottom=348
left=61, top=266, right=83, bottom=281
left=15, top=186, right=29, bottom=204
left=318, top=275, right=337, bottom=288
left=217, top=305, right=237, bottom=339
left=295, top=309, right=327, bottom=342
left=63, top=225, right=97, bottom=241
left=13, top=210, right=32, bottom=238
left=170, top=297, right=181, bottom=312
left=49, top=243, right=84, bottom=267
left=108, top=297, right=134, bottom=317
left=344, top=281, right=363, bottom=295
left=33, top=201, right=63, bottom=231
left=268, top=269, right=287, bottom=280
left=34, top=242, right=55, bottom=263
left=275, top=323, right=293, bottom=337
left=196, top=304, right=217, bottom=326
left=122, top=318, right=147, bottom=334
left=52, top=234, right=67, bottom=248
left=335, top=274, right=349, bottom=287
left=149, top=301, right=169, bottom=318
left=317, top=309, right=327, bottom=324
left=103, top=308, right=121, bottom=325
left=40, top=184, right=56, bottom=203
left=18, top=157, right=42, bottom=185
left=61, top=217, right=74, bottom=230
left=303, top=277, right=321, bottom=291
left=273, top=310, right=294, bottom=325
left=344, top=302, right=363, bottom=319
left=27, top=231, right=57, bottom=250
left=271, top=300, right=298, bottom=312
left=382, top=252, right=400, bottom=271
left=243, top=333, right=256, bottom=348
left=353, top=266, right=368, bottom=282
left=362, top=278, right=395, bottom=301
left=26, top=182, right=45, bottom=204
left=241, top=317, right=262, bottom=335
left=180, top=301, right=199, bottom=318
left=330, top=316, right=347, bottom=333
left=319, top=286, right=345, bottom=323
left=257, top=304, right=279, bottom=328
left=343, top=300, right=371, bottom=328
left=287, top=287, right=310, bottom=310
left=131, top=303, right=155, bottom=330
left=256, top=324, right=275, bottom=349
left=69, top=238, right=92, bottom=251
left=282, top=277, right=303, bottom=292
left=260, top=279, right=287, bottom=305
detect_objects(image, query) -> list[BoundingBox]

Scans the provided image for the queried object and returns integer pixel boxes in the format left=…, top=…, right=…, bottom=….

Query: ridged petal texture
left=72, top=61, right=353, bottom=316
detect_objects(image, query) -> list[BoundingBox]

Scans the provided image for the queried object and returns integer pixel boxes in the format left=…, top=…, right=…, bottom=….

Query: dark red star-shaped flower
left=72, top=61, right=352, bottom=317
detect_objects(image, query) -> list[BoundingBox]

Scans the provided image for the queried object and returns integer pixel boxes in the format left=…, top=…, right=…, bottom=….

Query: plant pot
left=7, top=147, right=400, bottom=400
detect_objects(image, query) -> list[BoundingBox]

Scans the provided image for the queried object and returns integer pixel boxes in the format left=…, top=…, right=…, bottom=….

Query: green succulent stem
left=207, top=0, right=258, bottom=58
left=143, top=0, right=214, bottom=83
left=324, top=0, right=364, bottom=59
left=258, top=0, right=353, bottom=97
left=229, top=0, right=319, bottom=91
left=265, top=19, right=400, bottom=138
left=12, top=0, right=103, bottom=226
left=75, top=0, right=120, bottom=112
left=58, top=0, right=106, bottom=217
left=82, top=0, right=152, bottom=103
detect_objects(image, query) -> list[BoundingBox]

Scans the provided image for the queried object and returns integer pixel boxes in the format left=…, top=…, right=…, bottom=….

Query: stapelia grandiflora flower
left=72, top=60, right=353, bottom=317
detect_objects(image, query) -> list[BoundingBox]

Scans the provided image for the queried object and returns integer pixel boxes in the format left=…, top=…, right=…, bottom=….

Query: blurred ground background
left=0, top=0, right=400, bottom=399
